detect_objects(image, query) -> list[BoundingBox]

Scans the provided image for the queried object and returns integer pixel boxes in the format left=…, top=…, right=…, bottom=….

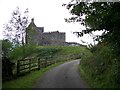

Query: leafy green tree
left=63, top=1, right=120, bottom=54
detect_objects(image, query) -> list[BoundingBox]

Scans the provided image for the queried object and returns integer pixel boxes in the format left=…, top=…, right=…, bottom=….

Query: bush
left=80, top=44, right=120, bottom=88
left=2, top=39, right=13, bottom=58
left=10, top=45, right=37, bottom=60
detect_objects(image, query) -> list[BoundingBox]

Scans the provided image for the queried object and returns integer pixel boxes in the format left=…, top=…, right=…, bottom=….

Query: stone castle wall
left=42, top=31, right=65, bottom=46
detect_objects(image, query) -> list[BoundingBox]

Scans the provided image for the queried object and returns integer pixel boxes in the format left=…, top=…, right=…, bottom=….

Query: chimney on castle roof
left=31, top=18, right=34, bottom=23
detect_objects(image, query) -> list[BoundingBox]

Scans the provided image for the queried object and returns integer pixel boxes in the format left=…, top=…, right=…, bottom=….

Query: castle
left=25, top=18, right=66, bottom=46
left=25, top=18, right=81, bottom=46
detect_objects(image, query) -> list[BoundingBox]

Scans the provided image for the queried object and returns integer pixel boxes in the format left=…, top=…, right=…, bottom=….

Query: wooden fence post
left=17, top=60, right=20, bottom=76
left=38, top=58, right=40, bottom=70
left=44, top=60, right=47, bottom=68
left=29, top=59, right=31, bottom=73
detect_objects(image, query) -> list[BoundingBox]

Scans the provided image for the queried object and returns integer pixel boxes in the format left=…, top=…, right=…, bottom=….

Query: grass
left=36, top=46, right=86, bottom=55
left=2, top=60, right=69, bottom=88
left=10, top=45, right=87, bottom=61
left=78, top=64, right=93, bottom=88
left=78, top=64, right=117, bottom=88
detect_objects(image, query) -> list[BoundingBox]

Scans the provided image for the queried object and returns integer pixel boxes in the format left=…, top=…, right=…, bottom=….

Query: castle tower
left=25, top=18, right=44, bottom=45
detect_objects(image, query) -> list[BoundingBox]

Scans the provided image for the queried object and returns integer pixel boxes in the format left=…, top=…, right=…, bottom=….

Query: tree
left=63, top=1, right=120, bottom=54
left=3, top=7, right=29, bottom=46
left=3, top=7, right=29, bottom=59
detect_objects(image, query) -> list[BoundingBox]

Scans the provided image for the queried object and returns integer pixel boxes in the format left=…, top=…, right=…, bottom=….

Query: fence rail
left=17, top=58, right=56, bottom=75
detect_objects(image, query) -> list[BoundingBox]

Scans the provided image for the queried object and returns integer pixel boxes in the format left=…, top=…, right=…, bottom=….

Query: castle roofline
left=43, top=31, right=65, bottom=34
left=37, top=27, right=44, bottom=28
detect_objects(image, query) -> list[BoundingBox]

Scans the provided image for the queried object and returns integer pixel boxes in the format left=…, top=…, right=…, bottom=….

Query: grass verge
left=78, top=64, right=116, bottom=88
left=78, top=64, right=93, bottom=88
left=2, top=60, right=69, bottom=88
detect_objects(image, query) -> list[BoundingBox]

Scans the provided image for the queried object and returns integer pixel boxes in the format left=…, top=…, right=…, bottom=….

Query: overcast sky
left=0, top=0, right=102, bottom=45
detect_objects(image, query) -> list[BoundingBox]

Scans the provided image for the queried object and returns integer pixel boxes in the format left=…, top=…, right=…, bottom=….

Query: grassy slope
left=10, top=46, right=86, bottom=62
left=37, top=46, right=85, bottom=55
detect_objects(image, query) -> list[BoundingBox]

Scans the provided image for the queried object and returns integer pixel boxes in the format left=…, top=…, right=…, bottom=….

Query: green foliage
left=80, top=44, right=120, bottom=88
left=10, top=45, right=37, bottom=60
left=64, top=1, right=120, bottom=54
left=2, top=39, right=13, bottom=58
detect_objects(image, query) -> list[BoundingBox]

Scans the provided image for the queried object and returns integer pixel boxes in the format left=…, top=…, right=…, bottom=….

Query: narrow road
left=34, top=60, right=89, bottom=88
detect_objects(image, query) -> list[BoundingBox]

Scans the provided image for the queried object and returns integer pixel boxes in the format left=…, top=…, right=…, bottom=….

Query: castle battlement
left=43, top=31, right=65, bottom=34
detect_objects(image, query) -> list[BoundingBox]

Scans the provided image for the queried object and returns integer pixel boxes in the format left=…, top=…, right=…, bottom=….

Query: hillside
left=37, top=46, right=88, bottom=61
left=10, top=45, right=88, bottom=62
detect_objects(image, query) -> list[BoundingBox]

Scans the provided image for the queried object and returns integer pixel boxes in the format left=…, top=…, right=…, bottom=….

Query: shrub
left=10, top=45, right=37, bottom=61
left=80, top=44, right=120, bottom=88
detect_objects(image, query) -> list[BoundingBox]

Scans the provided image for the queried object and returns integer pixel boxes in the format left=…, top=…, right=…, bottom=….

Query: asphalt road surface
left=34, top=60, right=89, bottom=88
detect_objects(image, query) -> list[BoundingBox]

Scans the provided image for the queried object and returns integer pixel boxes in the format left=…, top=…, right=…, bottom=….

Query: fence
left=16, top=57, right=56, bottom=76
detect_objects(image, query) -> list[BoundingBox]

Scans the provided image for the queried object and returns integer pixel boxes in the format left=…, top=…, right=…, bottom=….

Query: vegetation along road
left=34, top=60, right=89, bottom=88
